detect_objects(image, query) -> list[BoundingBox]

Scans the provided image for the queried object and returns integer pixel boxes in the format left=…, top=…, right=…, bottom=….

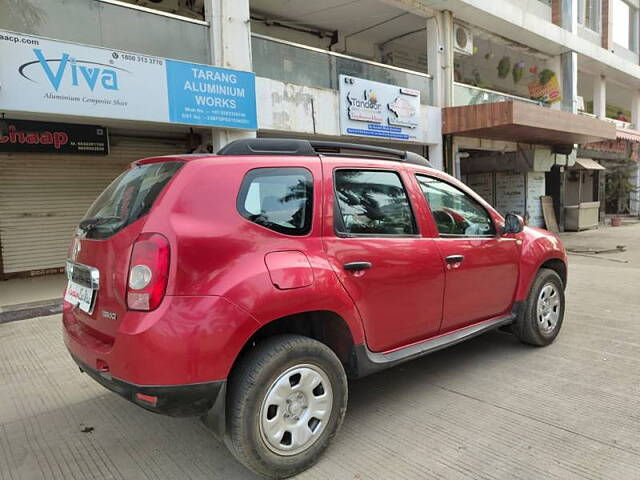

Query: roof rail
left=217, top=138, right=432, bottom=168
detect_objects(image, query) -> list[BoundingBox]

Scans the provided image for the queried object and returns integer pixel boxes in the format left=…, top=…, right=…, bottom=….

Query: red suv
left=63, top=138, right=567, bottom=478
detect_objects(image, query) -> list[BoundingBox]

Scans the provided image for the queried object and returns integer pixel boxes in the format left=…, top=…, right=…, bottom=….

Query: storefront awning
left=574, top=158, right=605, bottom=170
left=442, top=101, right=617, bottom=146
left=616, top=127, right=640, bottom=143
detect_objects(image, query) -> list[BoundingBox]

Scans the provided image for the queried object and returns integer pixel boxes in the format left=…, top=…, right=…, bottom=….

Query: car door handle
left=445, top=255, right=465, bottom=264
left=343, top=261, right=372, bottom=271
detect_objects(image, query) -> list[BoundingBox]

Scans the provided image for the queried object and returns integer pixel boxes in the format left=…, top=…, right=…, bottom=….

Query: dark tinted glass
left=237, top=168, right=313, bottom=235
left=416, top=175, right=495, bottom=236
left=334, top=170, right=417, bottom=236
left=81, top=161, right=183, bottom=239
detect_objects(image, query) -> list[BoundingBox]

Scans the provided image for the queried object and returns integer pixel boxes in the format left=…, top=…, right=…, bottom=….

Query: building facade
left=1, top=0, right=638, bottom=279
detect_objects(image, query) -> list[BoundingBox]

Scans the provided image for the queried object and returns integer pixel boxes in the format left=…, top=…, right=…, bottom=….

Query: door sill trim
left=351, top=312, right=516, bottom=378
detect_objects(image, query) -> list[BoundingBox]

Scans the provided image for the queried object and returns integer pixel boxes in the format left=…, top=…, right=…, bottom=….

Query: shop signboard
left=527, top=74, right=561, bottom=104
left=0, top=30, right=256, bottom=130
left=165, top=60, right=257, bottom=130
left=0, top=118, right=108, bottom=154
left=339, top=75, right=423, bottom=142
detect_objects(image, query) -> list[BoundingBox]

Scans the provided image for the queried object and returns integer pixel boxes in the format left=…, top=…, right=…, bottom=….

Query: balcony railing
left=1, top=0, right=210, bottom=64
left=251, top=34, right=433, bottom=105
left=453, top=82, right=545, bottom=108
left=579, top=112, right=633, bottom=129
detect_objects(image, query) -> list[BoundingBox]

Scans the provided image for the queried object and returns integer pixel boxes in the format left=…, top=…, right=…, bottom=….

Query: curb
left=0, top=299, right=63, bottom=324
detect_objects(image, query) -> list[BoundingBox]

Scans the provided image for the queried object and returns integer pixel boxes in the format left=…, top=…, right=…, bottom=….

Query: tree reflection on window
left=335, top=170, right=416, bottom=235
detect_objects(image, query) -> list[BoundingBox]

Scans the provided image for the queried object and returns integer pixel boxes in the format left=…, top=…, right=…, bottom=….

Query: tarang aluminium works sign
left=0, top=30, right=257, bottom=130
left=339, top=75, right=423, bottom=142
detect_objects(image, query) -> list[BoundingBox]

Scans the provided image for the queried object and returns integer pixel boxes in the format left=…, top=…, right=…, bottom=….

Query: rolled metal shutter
left=0, top=136, right=187, bottom=275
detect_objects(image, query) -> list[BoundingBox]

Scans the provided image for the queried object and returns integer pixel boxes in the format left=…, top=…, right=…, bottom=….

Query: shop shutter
left=0, top=136, right=188, bottom=275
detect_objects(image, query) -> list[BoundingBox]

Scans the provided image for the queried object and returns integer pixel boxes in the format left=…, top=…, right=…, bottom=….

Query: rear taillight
left=126, top=233, right=170, bottom=311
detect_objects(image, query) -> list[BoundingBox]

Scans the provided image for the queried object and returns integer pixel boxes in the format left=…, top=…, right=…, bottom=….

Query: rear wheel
left=226, top=335, right=347, bottom=478
left=514, top=268, right=565, bottom=346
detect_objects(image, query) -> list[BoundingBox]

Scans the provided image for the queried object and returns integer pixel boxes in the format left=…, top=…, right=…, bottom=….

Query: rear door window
left=334, top=169, right=417, bottom=236
left=237, top=167, right=313, bottom=235
left=80, top=161, right=183, bottom=239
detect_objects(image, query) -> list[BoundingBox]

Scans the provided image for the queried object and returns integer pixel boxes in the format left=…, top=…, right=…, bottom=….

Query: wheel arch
left=540, top=258, right=567, bottom=288
left=516, top=255, right=568, bottom=302
left=231, top=310, right=358, bottom=378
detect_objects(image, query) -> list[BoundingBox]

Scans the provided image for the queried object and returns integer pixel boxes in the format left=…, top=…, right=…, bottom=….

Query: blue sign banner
left=165, top=60, right=257, bottom=130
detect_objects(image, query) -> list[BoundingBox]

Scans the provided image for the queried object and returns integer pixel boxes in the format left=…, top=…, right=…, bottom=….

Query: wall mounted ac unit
left=453, top=24, right=474, bottom=56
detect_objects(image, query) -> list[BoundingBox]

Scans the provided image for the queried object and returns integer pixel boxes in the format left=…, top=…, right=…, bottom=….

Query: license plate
left=65, top=280, right=96, bottom=313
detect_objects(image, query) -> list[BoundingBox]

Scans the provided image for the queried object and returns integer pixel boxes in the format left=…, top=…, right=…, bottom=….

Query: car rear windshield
left=79, top=161, right=183, bottom=239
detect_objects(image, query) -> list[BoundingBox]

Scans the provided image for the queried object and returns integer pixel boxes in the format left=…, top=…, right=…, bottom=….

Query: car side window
left=416, top=175, right=495, bottom=237
left=237, top=167, right=313, bottom=235
left=334, top=169, right=417, bottom=236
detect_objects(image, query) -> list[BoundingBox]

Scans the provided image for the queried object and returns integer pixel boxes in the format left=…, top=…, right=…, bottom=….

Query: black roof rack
left=217, top=138, right=432, bottom=168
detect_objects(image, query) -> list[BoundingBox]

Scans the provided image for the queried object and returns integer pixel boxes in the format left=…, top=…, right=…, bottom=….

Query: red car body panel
left=319, top=157, right=446, bottom=352
left=62, top=151, right=567, bottom=416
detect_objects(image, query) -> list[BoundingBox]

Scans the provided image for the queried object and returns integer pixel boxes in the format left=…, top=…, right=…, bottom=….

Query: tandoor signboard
left=0, top=118, right=108, bottom=155
left=339, top=75, right=423, bottom=142
left=0, top=30, right=257, bottom=130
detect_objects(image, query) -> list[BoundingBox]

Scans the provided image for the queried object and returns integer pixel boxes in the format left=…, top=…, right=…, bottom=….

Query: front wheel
left=226, top=334, right=348, bottom=478
left=514, top=268, right=565, bottom=346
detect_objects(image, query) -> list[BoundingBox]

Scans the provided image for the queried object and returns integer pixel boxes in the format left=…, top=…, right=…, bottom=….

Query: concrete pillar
left=631, top=89, right=640, bottom=128
left=204, top=0, right=256, bottom=151
left=593, top=75, right=607, bottom=119
left=426, top=10, right=454, bottom=108
left=560, top=0, right=577, bottom=33
left=561, top=52, right=578, bottom=114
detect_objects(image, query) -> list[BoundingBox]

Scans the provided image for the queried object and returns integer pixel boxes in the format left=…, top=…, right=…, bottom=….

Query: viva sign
left=0, top=30, right=256, bottom=129
left=26, top=49, right=121, bottom=92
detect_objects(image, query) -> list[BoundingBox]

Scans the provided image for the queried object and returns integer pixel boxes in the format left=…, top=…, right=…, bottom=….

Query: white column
left=561, top=0, right=578, bottom=33
left=204, top=0, right=256, bottom=151
left=561, top=51, right=578, bottom=114
left=593, top=75, right=607, bottom=119
left=426, top=10, right=453, bottom=108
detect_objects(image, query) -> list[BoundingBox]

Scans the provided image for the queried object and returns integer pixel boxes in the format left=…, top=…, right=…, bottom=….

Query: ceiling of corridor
left=250, top=0, right=428, bottom=49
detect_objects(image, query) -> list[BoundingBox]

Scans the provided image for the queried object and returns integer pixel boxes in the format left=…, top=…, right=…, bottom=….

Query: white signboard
left=0, top=30, right=168, bottom=122
left=495, top=171, right=526, bottom=217
left=0, top=30, right=257, bottom=129
left=526, top=172, right=546, bottom=227
left=339, top=75, right=423, bottom=143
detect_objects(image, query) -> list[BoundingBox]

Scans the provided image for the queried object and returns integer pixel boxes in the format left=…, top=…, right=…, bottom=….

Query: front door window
left=416, top=176, right=495, bottom=237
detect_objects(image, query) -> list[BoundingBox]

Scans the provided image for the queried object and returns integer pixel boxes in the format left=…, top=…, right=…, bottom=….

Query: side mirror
left=503, top=213, right=524, bottom=235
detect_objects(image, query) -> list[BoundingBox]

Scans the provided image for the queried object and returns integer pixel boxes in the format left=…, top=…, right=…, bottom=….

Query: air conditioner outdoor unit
left=453, top=23, right=474, bottom=56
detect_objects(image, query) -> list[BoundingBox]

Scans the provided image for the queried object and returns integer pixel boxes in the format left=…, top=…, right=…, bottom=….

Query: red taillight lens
left=126, top=233, right=170, bottom=311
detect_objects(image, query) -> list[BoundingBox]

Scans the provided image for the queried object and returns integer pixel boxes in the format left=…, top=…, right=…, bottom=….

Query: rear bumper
left=71, top=354, right=224, bottom=417
left=62, top=294, right=259, bottom=386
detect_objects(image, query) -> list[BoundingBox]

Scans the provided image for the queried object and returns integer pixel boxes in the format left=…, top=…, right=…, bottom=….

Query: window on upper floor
left=578, top=0, right=601, bottom=32
left=613, top=0, right=639, bottom=52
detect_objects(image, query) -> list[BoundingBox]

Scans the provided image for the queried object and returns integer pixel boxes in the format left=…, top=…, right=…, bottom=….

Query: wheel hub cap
left=259, top=364, right=333, bottom=456
left=537, top=283, right=560, bottom=334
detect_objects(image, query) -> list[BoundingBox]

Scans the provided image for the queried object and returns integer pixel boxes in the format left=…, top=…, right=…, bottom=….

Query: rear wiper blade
left=78, top=216, right=122, bottom=231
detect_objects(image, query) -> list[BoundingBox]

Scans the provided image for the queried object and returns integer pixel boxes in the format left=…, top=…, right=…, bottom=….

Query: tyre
left=226, top=334, right=348, bottom=478
left=514, top=268, right=565, bottom=346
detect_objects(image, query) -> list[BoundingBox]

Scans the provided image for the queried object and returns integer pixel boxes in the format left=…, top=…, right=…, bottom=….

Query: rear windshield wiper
left=78, top=216, right=122, bottom=232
